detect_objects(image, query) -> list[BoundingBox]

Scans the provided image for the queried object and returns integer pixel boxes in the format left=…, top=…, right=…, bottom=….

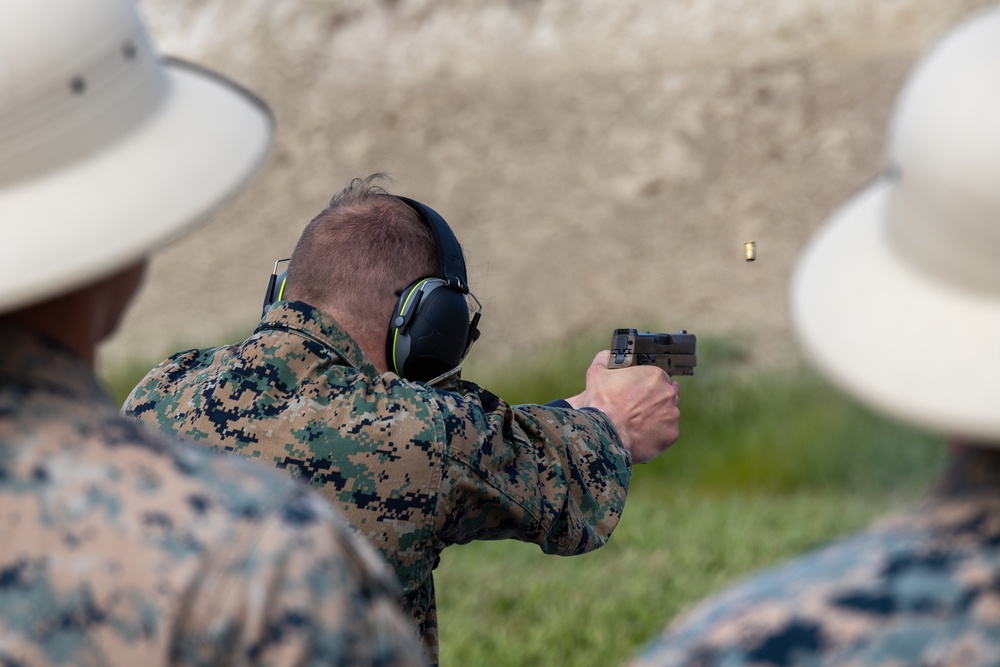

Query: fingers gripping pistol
left=608, top=328, right=697, bottom=376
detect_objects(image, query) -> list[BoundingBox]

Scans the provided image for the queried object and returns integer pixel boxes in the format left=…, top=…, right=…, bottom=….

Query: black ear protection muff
left=261, top=258, right=290, bottom=318
left=259, top=196, right=481, bottom=382
left=386, top=196, right=481, bottom=382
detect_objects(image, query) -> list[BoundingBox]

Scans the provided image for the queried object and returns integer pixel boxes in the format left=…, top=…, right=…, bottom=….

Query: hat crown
left=0, top=0, right=165, bottom=185
left=0, top=0, right=272, bottom=316
left=886, top=6, right=1000, bottom=296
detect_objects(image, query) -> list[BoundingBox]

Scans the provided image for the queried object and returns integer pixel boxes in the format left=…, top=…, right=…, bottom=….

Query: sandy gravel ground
left=102, top=0, right=997, bottom=375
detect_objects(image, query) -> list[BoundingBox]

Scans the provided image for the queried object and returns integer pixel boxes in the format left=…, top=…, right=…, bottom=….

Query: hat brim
left=792, top=178, right=1000, bottom=440
left=0, top=59, right=273, bottom=314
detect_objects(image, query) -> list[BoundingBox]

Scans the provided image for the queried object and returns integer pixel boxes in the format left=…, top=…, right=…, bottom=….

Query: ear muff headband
left=395, top=195, right=470, bottom=294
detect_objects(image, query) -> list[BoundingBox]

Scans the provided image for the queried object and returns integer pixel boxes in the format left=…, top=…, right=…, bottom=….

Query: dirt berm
left=103, top=0, right=995, bottom=374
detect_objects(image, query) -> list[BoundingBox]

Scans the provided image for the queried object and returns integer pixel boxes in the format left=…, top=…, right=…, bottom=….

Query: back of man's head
left=285, top=174, right=440, bottom=347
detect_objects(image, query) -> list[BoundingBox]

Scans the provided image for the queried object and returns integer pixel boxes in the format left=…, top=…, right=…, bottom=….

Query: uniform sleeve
left=172, top=490, right=427, bottom=667
left=430, top=382, right=632, bottom=555
left=623, top=513, right=961, bottom=667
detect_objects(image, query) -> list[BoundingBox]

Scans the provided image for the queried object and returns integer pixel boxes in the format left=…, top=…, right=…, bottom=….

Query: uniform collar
left=254, top=300, right=380, bottom=377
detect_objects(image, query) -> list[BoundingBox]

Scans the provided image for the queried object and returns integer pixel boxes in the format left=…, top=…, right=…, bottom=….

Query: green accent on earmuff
left=390, top=278, right=433, bottom=375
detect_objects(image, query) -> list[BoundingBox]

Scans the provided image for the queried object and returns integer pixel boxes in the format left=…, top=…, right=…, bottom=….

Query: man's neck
left=0, top=301, right=98, bottom=366
left=0, top=262, right=144, bottom=369
left=932, top=441, right=1000, bottom=498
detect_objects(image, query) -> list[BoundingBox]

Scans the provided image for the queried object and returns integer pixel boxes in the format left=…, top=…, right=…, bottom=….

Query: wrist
left=563, top=391, right=586, bottom=410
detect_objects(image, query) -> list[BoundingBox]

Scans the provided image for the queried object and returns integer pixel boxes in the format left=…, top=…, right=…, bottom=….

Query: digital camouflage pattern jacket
left=0, top=327, right=424, bottom=667
left=123, top=300, right=632, bottom=665
left=627, top=448, right=1000, bottom=666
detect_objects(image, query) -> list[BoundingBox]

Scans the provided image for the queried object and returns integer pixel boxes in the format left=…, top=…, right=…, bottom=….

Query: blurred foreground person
left=628, top=5, right=1000, bottom=666
left=123, top=173, right=683, bottom=665
left=0, top=1, right=424, bottom=664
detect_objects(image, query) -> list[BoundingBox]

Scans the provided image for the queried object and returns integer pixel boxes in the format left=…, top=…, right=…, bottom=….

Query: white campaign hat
left=0, top=0, right=273, bottom=314
left=791, top=4, right=1000, bottom=441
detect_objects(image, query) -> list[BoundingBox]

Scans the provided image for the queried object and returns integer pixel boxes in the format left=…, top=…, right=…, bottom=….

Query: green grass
left=101, top=330, right=946, bottom=667
left=446, top=332, right=944, bottom=665
left=435, top=491, right=909, bottom=666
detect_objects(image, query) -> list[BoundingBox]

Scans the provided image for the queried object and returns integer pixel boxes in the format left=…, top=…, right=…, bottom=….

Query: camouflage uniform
left=627, top=449, right=1000, bottom=667
left=0, top=326, right=425, bottom=667
left=123, top=300, right=632, bottom=665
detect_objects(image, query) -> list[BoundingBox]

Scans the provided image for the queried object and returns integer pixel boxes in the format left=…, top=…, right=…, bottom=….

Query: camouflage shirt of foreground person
left=124, top=300, right=631, bottom=664
left=627, top=448, right=1000, bottom=667
left=0, top=327, right=425, bottom=667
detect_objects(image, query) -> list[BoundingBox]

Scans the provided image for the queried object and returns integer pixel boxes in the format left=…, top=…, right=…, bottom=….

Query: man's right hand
left=564, top=350, right=681, bottom=463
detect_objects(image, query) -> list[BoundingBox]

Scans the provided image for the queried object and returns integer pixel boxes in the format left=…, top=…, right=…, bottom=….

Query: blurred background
left=99, top=3, right=997, bottom=664
left=103, top=0, right=996, bottom=373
